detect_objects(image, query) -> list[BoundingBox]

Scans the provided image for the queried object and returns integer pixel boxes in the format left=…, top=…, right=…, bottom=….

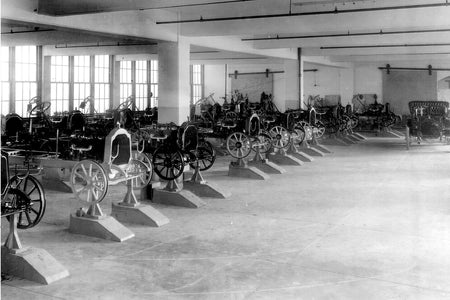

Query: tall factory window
left=150, top=60, right=158, bottom=107
left=1, top=47, right=10, bottom=115
left=94, top=55, right=110, bottom=113
left=191, top=64, right=204, bottom=105
left=73, top=55, right=91, bottom=112
left=15, top=46, right=37, bottom=116
left=50, top=56, right=70, bottom=114
left=135, top=60, right=148, bottom=110
left=120, top=60, right=133, bottom=105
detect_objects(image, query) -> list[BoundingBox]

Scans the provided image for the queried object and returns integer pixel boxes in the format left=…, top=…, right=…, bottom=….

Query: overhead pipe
left=54, top=42, right=156, bottom=49
left=228, top=68, right=317, bottom=78
left=156, top=2, right=448, bottom=24
left=2, top=28, right=56, bottom=35
left=320, top=43, right=450, bottom=49
left=242, top=28, right=450, bottom=41
left=379, top=64, right=450, bottom=74
left=139, top=0, right=259, bottom=10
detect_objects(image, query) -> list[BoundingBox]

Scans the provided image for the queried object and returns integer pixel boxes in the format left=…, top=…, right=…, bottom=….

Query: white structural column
left=42, top=56, right=51, bottom=105
left=157, top=38, right=191, bottom=124
left=112, top=58, right=121, bottom=109
left=282, top=56, right=302, bottom=111
left=339, top=68, right=354, bottom=105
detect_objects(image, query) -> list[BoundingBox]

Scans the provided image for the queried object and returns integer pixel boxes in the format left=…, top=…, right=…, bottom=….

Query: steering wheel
left=29, top=100, right=51, bottom=116
left=116, top=96, right=134, bottom=111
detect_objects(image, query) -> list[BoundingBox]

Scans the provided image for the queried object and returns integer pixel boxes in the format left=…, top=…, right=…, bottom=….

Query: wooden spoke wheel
left=314, top=121, right=326, bottom=138
left=189, top=141, right=216, bottom=171
left=226, top=132, right=252, bottom=159
left=135, top=153, right=153, bottom=180
left=127, top=159, right=152, bottom=188
left=70, top=160, right=108, bottom=205
left=292, top=126, right=306, bottom=145
left=152, top=147, right=185, bottom=180
left=350, top=116, right=359, bottom=129
left=269, top=126, right=291, bottom=149
left=7, top=175, right=46, bottom=229
left=252, top=132, right=273, bottom=154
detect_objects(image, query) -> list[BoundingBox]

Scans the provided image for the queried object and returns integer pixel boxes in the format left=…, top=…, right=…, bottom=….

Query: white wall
left=437, top=71, right=450, bottom=102
left=303, top=64, right=354, bottom=105
left=204, top=65, right=227, bottom=102
left=353, top=64, right=383, bottom=101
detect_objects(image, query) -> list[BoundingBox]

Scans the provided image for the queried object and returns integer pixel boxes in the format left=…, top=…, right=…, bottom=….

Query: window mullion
left=69, top=56, right=74, bottom=111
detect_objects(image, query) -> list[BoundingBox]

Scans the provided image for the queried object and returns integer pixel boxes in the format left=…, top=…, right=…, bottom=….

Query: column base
left=111, top=202, right=169, bottom=227
left=69, top=214, right=134, bottom=242
left=1, top=246, right=69, bottom=285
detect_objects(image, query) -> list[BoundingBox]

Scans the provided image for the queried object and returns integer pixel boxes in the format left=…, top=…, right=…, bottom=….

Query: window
left=50, top=56, right=70, bottom=115
left=120, top=61, right=133, bottom=105
left=1, top=47, right=9, bottom=115
left=94, top=55, right=110, bottom=113
left=191, top=64, right=204, bottom=105
left=73, top=56, right=91, bottom=111
left=135, top=61, right=148, bottom=110
left=15, top=46, right=37, bottom=116
left=150, top=60, right=158, bottom=107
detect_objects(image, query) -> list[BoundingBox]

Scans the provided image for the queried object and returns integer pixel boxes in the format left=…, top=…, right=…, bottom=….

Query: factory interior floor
left=2, top=135, right=450, bottom=299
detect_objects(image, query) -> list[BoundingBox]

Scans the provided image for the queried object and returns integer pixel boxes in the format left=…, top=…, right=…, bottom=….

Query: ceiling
left=2, top=0, right=450, bottom=67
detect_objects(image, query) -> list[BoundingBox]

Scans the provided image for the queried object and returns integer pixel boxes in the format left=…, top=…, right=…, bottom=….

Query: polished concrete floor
left=2, top=136, right=450, bottom=299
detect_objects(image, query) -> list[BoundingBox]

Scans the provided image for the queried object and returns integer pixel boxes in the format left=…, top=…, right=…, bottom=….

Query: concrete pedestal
left=310, top=144, right=332, bottom=154
left=267, top=150, right=303, bottom=166
left=248, top=158, right=286, bottom=174
left=287, top=142, right=314, bottom=162
left=346, top=134, right=361, bottom=142
left=353, top=132, right=368, bottom=140
left=42, top=168, right=72, bottom=193
left=228, top=159, right=269, bottom=180
left=69, top=214, right=135, bottom=242
left=340, top=136, right=356, bottom=144
left=320, top=136, right=350, bottom=146
left=298, top=141, right=325, bottom=157
left=183, top=181, right=231, bottom=198
left=111, top=202, right=169, bottom=227
left=152, top=188, right=206, bottom=208
left=2, top=246, right=70, bottom=285
left=182, top=166, right=231, bottom=199
left=2, top=213, right=69, bottom=285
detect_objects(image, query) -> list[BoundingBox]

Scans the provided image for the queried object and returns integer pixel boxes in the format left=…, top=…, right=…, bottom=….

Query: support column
left=283, top=50, right=303, bottom=111
left=42, top=56, right=51, bottom=105
left=158, top=38, right=190, bottom=125
left=111, top=58, right=121, bottom=109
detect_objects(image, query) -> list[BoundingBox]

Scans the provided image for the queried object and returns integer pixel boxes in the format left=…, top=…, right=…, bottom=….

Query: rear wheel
left=8, top=175, right=46, bottom=229
left=189, top=141, right=216, bottom=171
left=226, top=132, right=251, bottom=159
left=152, top=146, right=184, bottom=180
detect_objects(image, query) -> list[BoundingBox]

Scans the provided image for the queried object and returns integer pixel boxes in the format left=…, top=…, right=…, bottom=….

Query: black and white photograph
left=1, top=0, right=450, bottom=299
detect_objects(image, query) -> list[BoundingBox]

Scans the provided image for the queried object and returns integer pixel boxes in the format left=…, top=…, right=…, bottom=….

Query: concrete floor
left=2, top=136, right=450, bottom=299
